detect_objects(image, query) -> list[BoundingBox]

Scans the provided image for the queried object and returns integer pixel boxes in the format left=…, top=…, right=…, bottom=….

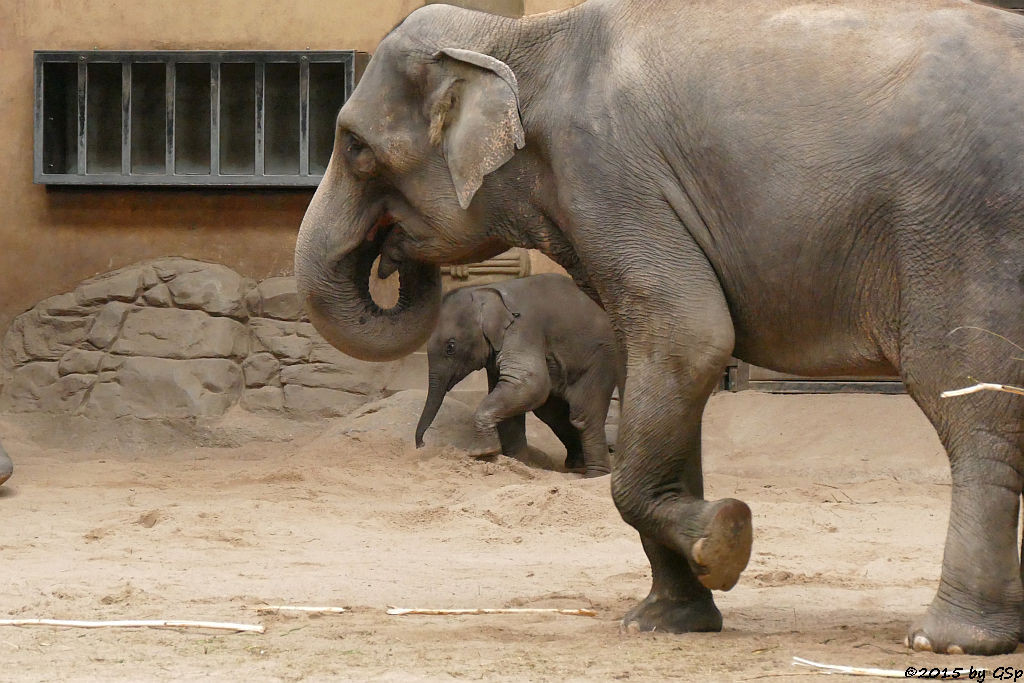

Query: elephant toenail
left=947, top=645, right=964, bottom=655
left=913, top=635, right=933, bottom=652
left=621, top=620, right=641, bottom=634
left=903, top=636, right=910, bottom=648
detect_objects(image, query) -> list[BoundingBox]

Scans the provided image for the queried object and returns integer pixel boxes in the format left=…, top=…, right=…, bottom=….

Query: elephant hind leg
left=897, top=277, right=1024, bottom=655
left=531, top=397, right=585, bottom=472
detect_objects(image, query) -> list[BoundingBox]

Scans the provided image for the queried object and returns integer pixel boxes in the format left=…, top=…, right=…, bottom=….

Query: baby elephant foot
left=564, top=455, right=609, bottom=478
left=689, top=499, right=753, bottom=591
left=564, top=453, right=585, bottom=473
left=621, top=594, right=722, bottom=633
left=906, top=602, right=1020, bottom=655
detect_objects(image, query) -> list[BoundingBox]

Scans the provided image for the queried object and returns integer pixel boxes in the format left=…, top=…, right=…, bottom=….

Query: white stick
left=386, top=607, right=596, bottom=617
left=254, top=605, right=347, bottom=614
left=941, top=382, right=1024, bottom=398
left=792, top=656, right=907, bottom=678
left=0, top=618, right=264, bottom=633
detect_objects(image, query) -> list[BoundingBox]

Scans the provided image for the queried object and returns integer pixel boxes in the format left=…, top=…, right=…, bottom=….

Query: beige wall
left=524, top=0, right=583, bottom=14
left=0, top=0, right=573, bottom=335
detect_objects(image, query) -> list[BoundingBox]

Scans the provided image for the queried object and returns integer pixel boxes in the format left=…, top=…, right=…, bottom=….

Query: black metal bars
left=34, top=50, right=368, bottom=187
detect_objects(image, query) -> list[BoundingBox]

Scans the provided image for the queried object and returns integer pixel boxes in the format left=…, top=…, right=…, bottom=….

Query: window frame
left=33, top=50, right=367, bottom=187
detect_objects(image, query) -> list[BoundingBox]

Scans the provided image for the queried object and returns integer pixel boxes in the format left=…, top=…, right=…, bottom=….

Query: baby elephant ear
left=473, top=288, right=517, bottom=353
left=431, top=48, right=526, bottom=209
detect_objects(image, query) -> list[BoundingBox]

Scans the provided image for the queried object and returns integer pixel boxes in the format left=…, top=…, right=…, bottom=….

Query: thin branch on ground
left=0, top=618, right=264, bottom=633
left=792, top=656, right=906, bottom=678
left=386, top=607, right=597, bottom=617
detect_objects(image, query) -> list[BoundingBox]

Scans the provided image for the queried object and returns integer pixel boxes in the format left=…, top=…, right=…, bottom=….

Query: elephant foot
left=689, top=498, right=752, bottom=591
left=564, top=454, right=585, bottom=473
left=563, top=455, right=609, bottom=477
left=621, top=593, right=722, bottom=633
left=905, top=602, right=1020, bottom=655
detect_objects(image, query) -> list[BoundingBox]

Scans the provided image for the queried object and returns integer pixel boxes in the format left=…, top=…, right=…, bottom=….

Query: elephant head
left=294, top=5, right=534, bottom=362
left=414, top=286, right=516, bottom=447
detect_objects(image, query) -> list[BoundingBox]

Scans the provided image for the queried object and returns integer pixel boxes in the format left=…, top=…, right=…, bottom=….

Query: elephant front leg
left=615, top=346, right=752, bottom=633
left=486, top=367, right=529, bottom=457
left=495, top=414, right=528, bottom=458
left=476, top=368, right=550, bottom=460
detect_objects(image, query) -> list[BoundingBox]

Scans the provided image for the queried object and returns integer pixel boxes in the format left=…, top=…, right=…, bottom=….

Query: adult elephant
left=295, top=0, right=1024, bottom=655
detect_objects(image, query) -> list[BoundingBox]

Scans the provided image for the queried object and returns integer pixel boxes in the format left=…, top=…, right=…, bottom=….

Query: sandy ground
left=1, top=391, right=1023, bottom=682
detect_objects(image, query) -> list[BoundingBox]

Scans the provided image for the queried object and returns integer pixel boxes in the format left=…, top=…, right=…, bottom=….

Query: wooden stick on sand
left=386, top=607, right=597, bottom=617
left=792, top=656, right=906, bottom=678
left=254, top=605, right=347, bottom=614
left=0, top=618, right=264, bottom=633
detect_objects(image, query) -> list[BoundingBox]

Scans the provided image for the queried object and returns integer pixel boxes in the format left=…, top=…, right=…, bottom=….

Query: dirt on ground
left=1, top=392, right=1022, bottom=681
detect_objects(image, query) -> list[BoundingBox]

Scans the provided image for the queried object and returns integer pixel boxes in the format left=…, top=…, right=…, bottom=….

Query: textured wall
left=1, top=258, right=405, bottom=419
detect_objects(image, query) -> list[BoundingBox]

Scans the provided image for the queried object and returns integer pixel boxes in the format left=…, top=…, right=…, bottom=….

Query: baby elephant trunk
left=415, top=376, right=447, bottom=448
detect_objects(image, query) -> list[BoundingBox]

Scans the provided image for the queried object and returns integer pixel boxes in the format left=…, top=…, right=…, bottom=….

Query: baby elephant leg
left=570, top=406, right=612, bottom=478
left=532, top=397, right=585, bottom=472
left=485, top=367, right=529, bottom=457
left=495, top=414, right=528, bottom=458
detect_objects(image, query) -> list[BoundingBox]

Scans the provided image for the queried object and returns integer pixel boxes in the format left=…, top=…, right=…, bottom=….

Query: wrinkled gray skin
left=0, top=441, right=12, bottom=486
left=295, top=0, right=1024, bottom=654
left=415, top=274, right=621, bottom=477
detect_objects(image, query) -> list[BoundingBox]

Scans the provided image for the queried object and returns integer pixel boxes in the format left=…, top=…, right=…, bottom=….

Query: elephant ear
left=473, top=288, right=518, bottom=353
left=430, top=48, right=526, bottom=210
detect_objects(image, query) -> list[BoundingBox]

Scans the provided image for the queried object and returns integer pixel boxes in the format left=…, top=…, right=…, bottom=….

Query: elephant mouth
left=367, top=211, right=409, bottom=281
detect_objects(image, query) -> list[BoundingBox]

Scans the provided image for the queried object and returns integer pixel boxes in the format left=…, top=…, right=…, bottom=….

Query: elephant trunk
left=295, top=175, right=442, bottom=362
left=415, top=374, right=448, bottom=448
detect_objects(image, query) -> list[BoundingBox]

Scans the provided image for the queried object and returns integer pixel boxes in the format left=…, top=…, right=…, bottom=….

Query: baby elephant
left=415, top=274, right=622, bottom=477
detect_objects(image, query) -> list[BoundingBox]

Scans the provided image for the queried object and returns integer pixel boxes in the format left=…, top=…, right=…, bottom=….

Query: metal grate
left=34, top=50, right=368, bottom=187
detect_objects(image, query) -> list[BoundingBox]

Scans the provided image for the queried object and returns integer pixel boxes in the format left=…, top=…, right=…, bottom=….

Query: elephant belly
left=728, top=303, right=897, bottom=379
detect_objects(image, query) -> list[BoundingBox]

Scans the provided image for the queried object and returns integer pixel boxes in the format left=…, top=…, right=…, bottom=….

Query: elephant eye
left=342, top=132, right=376, bottom=176
left=444, top=339, right=456, bottom=356
left=345, top=134, right=365, bottom=155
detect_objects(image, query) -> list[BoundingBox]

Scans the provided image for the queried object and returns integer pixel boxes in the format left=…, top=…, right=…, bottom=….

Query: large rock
left=242, top=353, right=280, bottom=388
left=87, top=302, right=135, bottom=350
left=1, top=362, right=92, bottom=413
left=249, top=277, right=304, bottom=321
left=249, top=318, right=312, bottom=364
left=58, top=349, right=105, bottom=376
left=38, top=293, right=94, bottom=317
left=280, top=361, right=394, bottom=396
left=75, top=266, right=149, bottom=306
left=3, top=311, right=92, bottom=364
left=241, top=386, right=285, bottom=413
left=166, top=264, right=252, bottom=320
left=112, top=308, right=247, bottom=359
left=283, top=385, right=365, bottom=418
left=333, top=390, right=500, bottom=454
left=83, top=358, right=242, bottom=419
